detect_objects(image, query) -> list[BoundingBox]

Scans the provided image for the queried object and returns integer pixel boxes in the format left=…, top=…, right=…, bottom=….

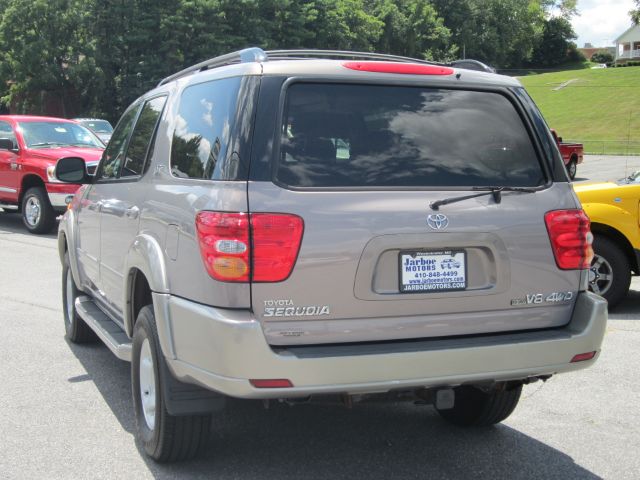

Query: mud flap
left=160, top=355, right=226, bottom=416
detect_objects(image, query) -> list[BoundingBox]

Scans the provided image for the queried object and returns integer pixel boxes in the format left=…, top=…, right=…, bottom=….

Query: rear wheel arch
left=127, top=268, right=153, bottom=336
left=124, top=234, right=170, bottom=335
left=58, top=231, right=68, bottom=263
left=590, top=223, right=638, bottom=274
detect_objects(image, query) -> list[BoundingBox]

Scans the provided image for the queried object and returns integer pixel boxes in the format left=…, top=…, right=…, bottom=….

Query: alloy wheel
left=139, top=338, right=156, bottom=431
left=24, top=196, right=41, bottom=226
left=589, top=254, right=613, bottom=296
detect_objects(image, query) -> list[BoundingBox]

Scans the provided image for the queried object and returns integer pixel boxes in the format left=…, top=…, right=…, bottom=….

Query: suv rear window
left=276, top=83, right=544, bottom=188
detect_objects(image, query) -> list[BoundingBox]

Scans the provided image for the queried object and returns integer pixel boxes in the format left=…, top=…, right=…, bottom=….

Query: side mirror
left=558, top=136, right=563, bottom=143
left=0, top=138, right=17, bottom=151
left=55, top=157, right=90, bottom=184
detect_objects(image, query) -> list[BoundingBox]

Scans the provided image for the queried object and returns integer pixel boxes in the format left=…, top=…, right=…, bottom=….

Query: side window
left=170, top=77, right=241, bottom=179
left=0, top=121, right=17, bottom=149
left=98, top=105, right=141, bottom=181
left=121, top=96, right=167, bottom=177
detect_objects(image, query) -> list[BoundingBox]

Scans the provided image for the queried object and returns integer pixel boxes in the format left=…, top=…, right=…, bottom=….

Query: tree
left=591, top=50, right=614, bottom=64
left=0, top=0, right=456, bottom=118
left=539, top=0, right=578, bottom=18
left=530, top=16, right=579, bottom=67
left=368, top=0, right=454, bottom=60
left=632, top=0, right=640, bottom=24
left=431, top=0, right=546, bottom=68
left=0, top=0, right=95, bottom=115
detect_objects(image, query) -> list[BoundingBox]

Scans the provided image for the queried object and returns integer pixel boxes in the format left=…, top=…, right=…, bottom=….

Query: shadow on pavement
left=0, top=211, right=58, bottom=239
left=608, top=287, right=640, bottom=319
left=68, top=342, right=600, bottom=480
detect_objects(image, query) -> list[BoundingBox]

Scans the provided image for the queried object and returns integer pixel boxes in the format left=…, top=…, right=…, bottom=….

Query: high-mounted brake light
left=195, top=212, right=304, bottom=283
left=544, top=209, right=593, bottom=270
left=342, top=61, right=454, bottom=76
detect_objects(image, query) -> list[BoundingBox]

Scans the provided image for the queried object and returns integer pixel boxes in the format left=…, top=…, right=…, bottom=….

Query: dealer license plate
left=399, top=250, right=467, bottom=293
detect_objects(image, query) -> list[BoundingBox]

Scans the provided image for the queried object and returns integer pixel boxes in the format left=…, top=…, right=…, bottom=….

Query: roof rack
left=449, top=59, right=496, bottom=74
left=266, top=49, right=443, bottom=66
left=157, top=47, right=267, bottom=86
left=157, top=47, right=452, bottom=86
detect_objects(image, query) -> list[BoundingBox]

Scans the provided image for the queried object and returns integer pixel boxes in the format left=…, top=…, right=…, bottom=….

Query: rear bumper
left=156, top=291, right=607, bottom=399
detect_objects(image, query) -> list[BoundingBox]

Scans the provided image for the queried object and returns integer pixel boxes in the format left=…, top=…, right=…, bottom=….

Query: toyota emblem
left=427, top=214, right=449, bottom=230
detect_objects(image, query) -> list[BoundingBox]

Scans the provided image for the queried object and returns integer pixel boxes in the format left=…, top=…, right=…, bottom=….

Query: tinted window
left=170, top=77, right=241, bottom=180
left=512, top=86, right=565, bottom=180
left=277, top=84, right=544, bottom=188
left=122, top=96, right=167, bottom=177
left=98, top=105, right=140, bottom=180
left=0, top=121, right=16, bottom=148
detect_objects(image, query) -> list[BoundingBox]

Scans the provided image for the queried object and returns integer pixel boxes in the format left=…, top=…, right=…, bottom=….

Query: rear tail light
left=196, top=212, right=304, bottom=283
left=196, top=212, right=250, bottom=282
left=544, top=209, right=593, bottom=270
left=343, top=61, right=454, bottom=76
left=252, top=213, right=304, bottom=282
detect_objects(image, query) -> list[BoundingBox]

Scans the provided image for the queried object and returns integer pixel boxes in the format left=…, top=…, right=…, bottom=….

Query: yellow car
left=574, top=171, right=640, bottom=308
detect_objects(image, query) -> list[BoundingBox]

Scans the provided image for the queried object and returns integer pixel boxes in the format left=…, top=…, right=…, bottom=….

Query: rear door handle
left=125, top=206, right=140, bottom=219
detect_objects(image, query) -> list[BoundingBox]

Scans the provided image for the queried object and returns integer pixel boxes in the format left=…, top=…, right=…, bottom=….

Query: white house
left=614, top=24, right=640, bottom=62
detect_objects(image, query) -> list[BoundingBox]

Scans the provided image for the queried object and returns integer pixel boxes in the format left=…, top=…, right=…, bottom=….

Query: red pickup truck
left=551, top=129, right=584, bottom=180
left=0, top=115, right=103, bottom=233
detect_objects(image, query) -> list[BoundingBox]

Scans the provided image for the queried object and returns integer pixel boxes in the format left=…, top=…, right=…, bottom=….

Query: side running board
left=75, top=296, right=132, bottom=361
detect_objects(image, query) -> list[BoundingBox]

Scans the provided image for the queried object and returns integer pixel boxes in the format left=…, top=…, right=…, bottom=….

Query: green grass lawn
left=519, top=66, right=640, bottom=154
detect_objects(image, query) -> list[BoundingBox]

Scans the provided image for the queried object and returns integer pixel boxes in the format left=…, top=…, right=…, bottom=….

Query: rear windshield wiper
left=429, top=186, right=537, bottom=211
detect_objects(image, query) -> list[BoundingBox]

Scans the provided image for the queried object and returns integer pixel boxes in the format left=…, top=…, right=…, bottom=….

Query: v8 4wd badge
left=511, top=291, right=574, bottom=306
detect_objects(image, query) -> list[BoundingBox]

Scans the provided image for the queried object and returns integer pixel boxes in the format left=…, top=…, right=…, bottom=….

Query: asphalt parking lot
left=0, top=155, right=638, bottom=479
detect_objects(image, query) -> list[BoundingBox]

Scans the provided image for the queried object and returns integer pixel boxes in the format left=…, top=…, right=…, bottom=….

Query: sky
left=572, top=0, right=636, bottom=47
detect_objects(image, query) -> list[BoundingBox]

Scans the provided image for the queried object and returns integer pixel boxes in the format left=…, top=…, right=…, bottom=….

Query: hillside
left=519, top=66, right=640, bottom=154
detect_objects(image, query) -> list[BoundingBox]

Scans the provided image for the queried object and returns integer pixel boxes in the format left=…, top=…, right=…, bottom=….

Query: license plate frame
left=398, top=250, right=467, bottom=294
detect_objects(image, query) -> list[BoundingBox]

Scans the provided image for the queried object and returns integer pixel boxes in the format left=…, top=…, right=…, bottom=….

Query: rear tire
left=132, top=306, right=212, bottom=462
left=436, top=384, right=522, bottom=427
left=566, top=158, right=577, bottom=180
left=62, top=253, right=96, bottom=343
left=21, top=186, right=56, bottom=234
left=589, top=235, right=630, bottom=309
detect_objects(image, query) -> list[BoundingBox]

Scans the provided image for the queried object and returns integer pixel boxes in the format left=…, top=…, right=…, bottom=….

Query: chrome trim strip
left=0, top=186, right=17, bottom=193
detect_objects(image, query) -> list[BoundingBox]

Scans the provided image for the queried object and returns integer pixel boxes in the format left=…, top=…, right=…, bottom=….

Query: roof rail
left=449, top=59, right=496, bottom=74
left=157, top=47, right=267, bottom=86
left=266, top=49, right=443, bottom=66
left=157, top=48, right=451, bottom=87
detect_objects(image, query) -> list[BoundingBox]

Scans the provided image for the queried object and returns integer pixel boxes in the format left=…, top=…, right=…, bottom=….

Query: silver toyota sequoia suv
left=57, top=49, right=607, bottom=462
